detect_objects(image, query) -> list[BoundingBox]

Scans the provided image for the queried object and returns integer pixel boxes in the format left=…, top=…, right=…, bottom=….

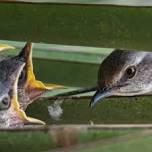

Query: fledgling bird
left=90, top=49, right=152, bottom=107
left=0, top=43, right=63, bottom=111
left=17, top=43, right=63, bottom=110
left=0, top=47, right=44, bottom=128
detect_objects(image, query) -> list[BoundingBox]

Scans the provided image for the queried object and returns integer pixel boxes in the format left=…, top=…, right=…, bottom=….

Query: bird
left=0, top=46, right=45, bottom=128
left=17, top=43, right=63, bottom=110
left=0, top=43, right=63, bottom=111
left=90, top=49, right=152, bottom=107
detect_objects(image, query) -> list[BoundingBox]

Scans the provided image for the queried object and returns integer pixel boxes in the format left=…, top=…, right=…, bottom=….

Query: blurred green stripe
left=4, top=0, right=152, bottom=6
left=0, top=40, right=113, bottom=64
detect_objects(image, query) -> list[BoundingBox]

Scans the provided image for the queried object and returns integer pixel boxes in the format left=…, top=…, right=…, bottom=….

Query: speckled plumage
left=18, top=85, right=46, bottom=111
left=0, top=107, right=24, bottom=128
left=0, top=54, right=25, bottom=128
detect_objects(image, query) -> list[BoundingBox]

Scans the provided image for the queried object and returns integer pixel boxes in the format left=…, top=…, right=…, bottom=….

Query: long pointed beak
left=0, top=44, right=15, bottom=51
left=90, top=87, right=112, bottom=108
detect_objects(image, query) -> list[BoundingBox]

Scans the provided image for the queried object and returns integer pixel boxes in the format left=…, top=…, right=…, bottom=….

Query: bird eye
left=0, top=95, right=10, bottom=110
left=126, top=66, right=136, bottom=79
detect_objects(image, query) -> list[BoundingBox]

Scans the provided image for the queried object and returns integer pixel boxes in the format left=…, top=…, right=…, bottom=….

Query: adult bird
left=90, top=49, right=152, bottom=107
left=0, top=46, right=44, bottom=128
left=38, top=48, right=152, bottom=107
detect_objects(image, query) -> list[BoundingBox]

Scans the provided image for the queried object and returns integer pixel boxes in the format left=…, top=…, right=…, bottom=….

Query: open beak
left=11, top=96, right=45, bottom=125
left=90, top=87, right=113, bottom=108
left=11, top=62, right=45, bottom=126
left=23, top=42, right=64, bottom=100
left=0, top=44, right=15, bottom=51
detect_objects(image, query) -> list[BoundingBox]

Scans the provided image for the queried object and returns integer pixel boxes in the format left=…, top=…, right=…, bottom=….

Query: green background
left=0, top=3, right=152, bottom=50
left=0, top=2, right=152, bottom=152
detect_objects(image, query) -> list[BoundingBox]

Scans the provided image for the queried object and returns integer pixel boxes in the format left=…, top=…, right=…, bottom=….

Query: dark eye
left=0, top=95, right=10, bottom=110
left=126, top=66, right=136, bottom=79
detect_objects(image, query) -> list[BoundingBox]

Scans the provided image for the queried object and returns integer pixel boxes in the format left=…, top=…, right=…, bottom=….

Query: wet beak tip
left=89, top=97, right=98, bottom=108
left=90, top=89, right=111, bottom=107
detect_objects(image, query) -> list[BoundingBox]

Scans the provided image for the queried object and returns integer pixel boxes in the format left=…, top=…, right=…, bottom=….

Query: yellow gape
left=25, top=43, right=63, bottom=92
left=11, top=63, right=45, bottom=125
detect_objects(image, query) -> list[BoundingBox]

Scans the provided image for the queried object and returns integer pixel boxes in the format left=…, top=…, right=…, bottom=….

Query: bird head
left=0, top=45, right=45, bottom=128
left=90, top=49, right=152, bottom=107
left=17, top=43, right=63, bottom=110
